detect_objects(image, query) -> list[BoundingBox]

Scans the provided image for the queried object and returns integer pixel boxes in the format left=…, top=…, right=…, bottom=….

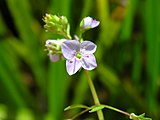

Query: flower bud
left=59, top=16, right=68, bottom=26
left=45, top=39, right=67, bottom=62
left=43, top=14, right=71, bottom=39
left=80, top=16, right=100, bottom=32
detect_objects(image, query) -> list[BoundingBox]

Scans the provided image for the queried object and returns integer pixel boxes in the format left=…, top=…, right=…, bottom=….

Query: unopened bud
left=80, top=16, right=100, bottom=32
left=45, top=39, right=67, bottom=62
left=43, top=14, right=71, bottom=39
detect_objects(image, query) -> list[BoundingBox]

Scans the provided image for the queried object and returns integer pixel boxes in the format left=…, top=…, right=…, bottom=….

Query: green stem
left=103, top=105, right=130, bottom=117
left=84, top=70, right=104, bottom=120
left=71, top=108, right=91, bottom=120
left=77, top=31, right=83, bottom=42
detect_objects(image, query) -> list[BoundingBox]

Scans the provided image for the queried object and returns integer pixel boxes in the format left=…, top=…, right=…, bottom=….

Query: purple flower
left=62, top=40, right=97, bottom=75
left=45, top=39, right=66, bottom=62
left=81, top=17, right=100, bottom=29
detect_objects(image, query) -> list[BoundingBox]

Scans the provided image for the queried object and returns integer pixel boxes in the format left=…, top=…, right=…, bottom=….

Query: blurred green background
left=0, top=0, right=160, bottom=119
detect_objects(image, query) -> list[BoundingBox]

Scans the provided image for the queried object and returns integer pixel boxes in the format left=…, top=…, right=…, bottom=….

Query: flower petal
left=81, top=54, right=97, bottom=70
left=62, top=40, right=80, bottom=59
left=49, top=54, right=60, bottom=62
left=91, top=20, right=100, bottom=28
left=83, top=17, right=100, bottom=28
left=80, top=41, right=97, bottom=54
left=83, top=17, right=93, bottom=28
left=66, top=57, right=82, bottom=75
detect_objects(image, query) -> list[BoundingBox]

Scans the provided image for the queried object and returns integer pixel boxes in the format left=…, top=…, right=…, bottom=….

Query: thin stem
left=71, top=108, right=90, bottom=120
left=65, top=34, right=72, bottom=40
left=103, top=105, right=131, bottom=117
left=84, top=70, right=104, bottom=120
left=77, top=31, right=83, bottom=42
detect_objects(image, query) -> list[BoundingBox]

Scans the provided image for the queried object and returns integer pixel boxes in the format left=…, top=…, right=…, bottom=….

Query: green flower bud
left=59, top=16, right=68, bottom=25
left=43, top=14, right=71, bottom=39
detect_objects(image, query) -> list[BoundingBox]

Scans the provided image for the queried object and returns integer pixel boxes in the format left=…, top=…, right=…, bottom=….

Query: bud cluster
left=43, top=14, right=71, bottom=39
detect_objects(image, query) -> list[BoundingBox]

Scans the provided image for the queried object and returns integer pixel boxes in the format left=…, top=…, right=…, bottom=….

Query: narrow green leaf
left=49, top=0, right=72, bottom=17
left=3, top=40, right=35, bottom=107
left=144, top=0, right=160, bottom=111
left=64, top=104, right=89, bottom=111
left=0, top=42, right=26, bottom=108
left=120, top=0, right=138, bottom=41
left=89, top=105, right=105, bottom=113
left=6, top=0, right=46, bottom=90
left=80, top=0, right=92, bottom=19
left=131, top=35, right=142, bottom=84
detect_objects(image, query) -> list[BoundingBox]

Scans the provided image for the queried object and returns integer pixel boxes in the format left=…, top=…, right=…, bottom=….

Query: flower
left=80, top=16, right=100, bottom=30
left=62, top=40, right=97, bottom=75
left=45, top=39, right=66, bottom=62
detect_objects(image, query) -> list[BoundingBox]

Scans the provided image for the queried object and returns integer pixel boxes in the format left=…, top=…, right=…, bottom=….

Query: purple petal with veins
left=62, top=40, right=80, bottom=59
left=80, top=41, right=97, bottom=54
left=81, top=54, right=97, bottom=70
left=66, top=57, right=82, bottom=75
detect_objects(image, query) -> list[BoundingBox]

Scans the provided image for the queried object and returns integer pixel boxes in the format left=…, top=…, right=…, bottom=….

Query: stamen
left=76, top=52, right=82, bottom=59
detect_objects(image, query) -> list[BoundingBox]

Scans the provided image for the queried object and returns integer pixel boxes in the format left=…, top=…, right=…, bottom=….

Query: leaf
left=130, top=113, right=152, bottom=120
left=64, top=104, right=89, bottom=111
left=89, top=105, right=105, bottom=113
